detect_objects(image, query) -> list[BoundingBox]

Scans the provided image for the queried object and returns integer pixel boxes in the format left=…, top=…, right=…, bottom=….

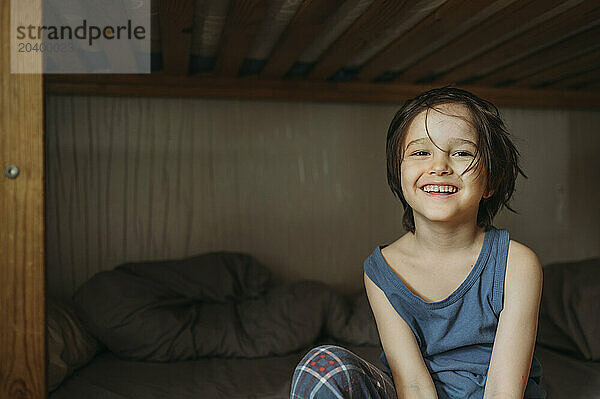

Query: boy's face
left=400, top=103, right=491, bottom=227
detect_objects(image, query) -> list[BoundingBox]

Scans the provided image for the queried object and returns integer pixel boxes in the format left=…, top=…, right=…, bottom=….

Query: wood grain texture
left=44, top=95, right=600, bottom=300
left=307, top=0, right=427, bottom=80
left=0, top=0, right=46, bottom=397
left=515, top=49, right=600, bottom=88
left=260, top=0, right=345, bottom=78
left=397, top=0, right=566, bottom=83
left=548, top=65, right=600, bottom=89
left=214, top=0, right=269, bottom=76
left=586, top=79, right=600, bottom=89
left=44, top=74, right=600, bottom=108
left=436, top=0, right=600, bottom=84
left=476, top=25, right=600, bottom=86
left=158, top=0, right=195, bottom=74
left=44, top=95, right=406, bottom=298
left=357, top=0, right=513, bottom=81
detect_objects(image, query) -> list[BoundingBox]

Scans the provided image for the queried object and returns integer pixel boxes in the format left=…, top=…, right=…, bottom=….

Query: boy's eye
left=410, top=151, right=429, bottom=156
left=453, top=151, right=473, bottom=157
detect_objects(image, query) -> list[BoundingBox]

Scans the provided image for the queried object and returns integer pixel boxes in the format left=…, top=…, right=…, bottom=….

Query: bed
left=48, top=254, right=600, bottom=398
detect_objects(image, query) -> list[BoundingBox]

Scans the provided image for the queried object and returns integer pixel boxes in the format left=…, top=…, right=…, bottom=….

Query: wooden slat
left=587, top=79, right=600, bottom=89
left=99, top=1, right=141, bottom=72
left=550, top=66, right=600, bottom=88
left=435, top=1, right=600, bottom=84
left=158, top=0, right=195, bottom=74
left=44, top=74, right=600, bottom=108
left=151, top=0, right=160, bottom=54
left=260, top=0, right=345, bottom=78
left=214, top=0, right=269, bottom=77
left=307, top=0, right=430, bottom=80
left=1, top=0, right=46, bottom=398
left=357, top=0, right=514, bottom=82
left=42, top=3, right=88, bottom=72
left=398, top=0, right=566, bottom=83
left=476, top=25, right=600, bottom=86
left=515, top=49, right=600, bottom=87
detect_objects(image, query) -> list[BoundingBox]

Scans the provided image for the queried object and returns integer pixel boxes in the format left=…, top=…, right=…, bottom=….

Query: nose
left=429, top=153, right=453, bottom=176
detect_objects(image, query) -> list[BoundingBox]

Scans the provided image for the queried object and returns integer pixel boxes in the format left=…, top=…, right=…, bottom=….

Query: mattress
left=50, top=345, right=600, bottom=399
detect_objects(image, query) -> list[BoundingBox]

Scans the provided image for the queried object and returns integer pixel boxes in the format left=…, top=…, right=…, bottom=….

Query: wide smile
left=421, top=190, right=458, bottom=198
left=419, top=184, right=459, bottom=198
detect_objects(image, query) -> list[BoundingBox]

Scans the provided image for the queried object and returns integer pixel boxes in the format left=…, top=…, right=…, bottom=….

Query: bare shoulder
left=504, top=240, right=543, bottom=308
left=507, top=240, right=542, bottom=277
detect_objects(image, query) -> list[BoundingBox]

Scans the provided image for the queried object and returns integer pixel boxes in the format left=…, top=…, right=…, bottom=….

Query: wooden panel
left=477, top=25, right=600, bottom=86
left=435, top=1, right=600, bottom=84
left=0, top=0, right=46, bottom=398
left=44, top=74, right=600, bottom=108
left=515, top=49, right=600, bottom=87
left=44, top=95, right=407, bottom=297
left=357, top=0, right=514, bottom=81
left=587, top=79, right=600, bottom=89
left=42, top=3, right=88, bottom=71
left=44, top=96, right=600, bottom=299
left=548, top=66, right=600, bottom=89
left=307, top=0, right=426, bottom=80
left=261, top=0, right=345, bottom=78
left=398, top=0, right=566, bottom=83
left=158, top=0, right=195, bottom=74
left=214, top=0, right=269, bottom=77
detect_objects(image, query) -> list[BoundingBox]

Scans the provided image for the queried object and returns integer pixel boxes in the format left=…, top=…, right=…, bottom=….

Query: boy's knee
left=298, top=345, right=352, bottom=365
left=295, top=344, right=361, bottom=374
left=292, top=345, right=376, bottom=398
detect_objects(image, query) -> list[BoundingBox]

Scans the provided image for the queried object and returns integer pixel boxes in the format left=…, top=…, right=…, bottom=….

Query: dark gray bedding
left=535, top=345, right=600, bottom=398
left=73, top=252, right=370, bottom=361
left=49, top=345, right=600, bottom=399
left=537, top=258, right=600, bottom=362
left=55, top=254, right=600, bottom=398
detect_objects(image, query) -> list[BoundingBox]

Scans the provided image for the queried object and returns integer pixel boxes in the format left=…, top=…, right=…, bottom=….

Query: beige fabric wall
left=45, top=95, right=600, bottom=299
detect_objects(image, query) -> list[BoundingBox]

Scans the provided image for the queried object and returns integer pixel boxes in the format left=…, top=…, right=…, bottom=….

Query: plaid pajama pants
left=290, top=345, right=397, bottom=399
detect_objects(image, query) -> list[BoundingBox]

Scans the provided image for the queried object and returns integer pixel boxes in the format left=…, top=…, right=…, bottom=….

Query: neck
left=410, top=216, right=486, bottom=257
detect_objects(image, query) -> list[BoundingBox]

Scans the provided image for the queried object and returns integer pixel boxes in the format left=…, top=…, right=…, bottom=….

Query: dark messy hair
left=386, top=87, right=526, bottom=233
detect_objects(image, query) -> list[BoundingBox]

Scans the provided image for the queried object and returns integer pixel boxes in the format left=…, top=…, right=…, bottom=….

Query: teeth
left=422, top=185, right=457, bottom=193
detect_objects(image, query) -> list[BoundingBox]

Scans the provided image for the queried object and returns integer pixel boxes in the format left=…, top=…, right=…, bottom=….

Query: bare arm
left=483, top=241, right=543, bottom=399
left=364, top=273, right=439, bottom=399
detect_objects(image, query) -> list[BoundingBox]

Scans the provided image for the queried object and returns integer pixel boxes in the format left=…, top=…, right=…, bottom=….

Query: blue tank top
left=364, top=226, right=546, bottom=399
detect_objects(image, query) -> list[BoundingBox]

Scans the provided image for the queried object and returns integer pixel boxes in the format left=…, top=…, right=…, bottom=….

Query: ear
left=483, top=189, right=494, bottom=199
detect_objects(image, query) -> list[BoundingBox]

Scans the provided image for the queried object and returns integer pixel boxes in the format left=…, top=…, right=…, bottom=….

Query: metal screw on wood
left=4, top=165, right=20, bottom=179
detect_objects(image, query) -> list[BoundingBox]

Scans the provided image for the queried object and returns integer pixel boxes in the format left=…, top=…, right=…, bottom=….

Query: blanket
left=73, top=252, right=378, bottom=361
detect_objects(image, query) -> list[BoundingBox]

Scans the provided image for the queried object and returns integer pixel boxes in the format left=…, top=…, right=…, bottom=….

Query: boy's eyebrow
left=405, top=137, right=477, bottom=149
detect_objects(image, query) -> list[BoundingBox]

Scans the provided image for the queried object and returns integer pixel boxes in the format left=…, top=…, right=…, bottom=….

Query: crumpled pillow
left=115, top=251, right=271, bottom=302
left=327, top=291, right=381, bottom=346
left=47, top=298, right=102, bottom=391
left=73, top=251, right=350, bottom=361
left=537, top=258, right=600, bottom=361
